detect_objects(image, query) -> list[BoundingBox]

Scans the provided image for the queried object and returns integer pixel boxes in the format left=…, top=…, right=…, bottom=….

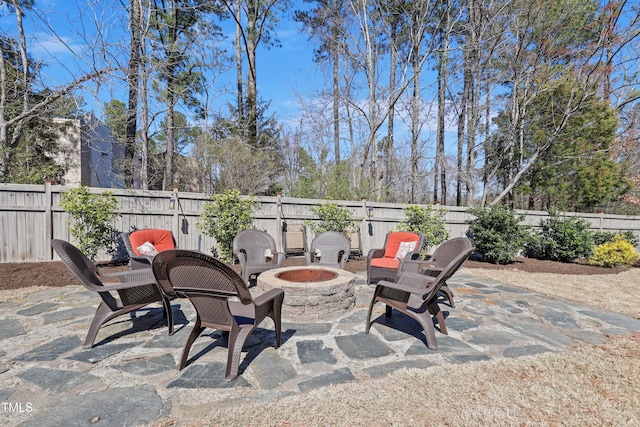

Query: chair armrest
left=97, top=277, right=158, bottom=292
left=253, top=288, right=285, bottom=308
left=378, top=272, right=439, bottom=310
left=304, top=251, right=313, bottom=265
left=274, top=252, right=285, bottom=267
left=235, top=251, right=247, bottom=270
left=173, top=287, right=237, bottom=299
left=367, top=248, right=385, bottom=261
left=399, top=260, right=444, bottom=277
left=339, top=251, right=348, bottom=269
left=378, top=273, right=435, bottom=294
left=130, top=254, right=152, bottom=265
left=102, top=269, right=154, bottom=283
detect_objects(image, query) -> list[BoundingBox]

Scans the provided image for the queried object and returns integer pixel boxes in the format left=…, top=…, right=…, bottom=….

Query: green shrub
left=398, top=205, right=449, bottom=255
left=466, top=205, right=528, bottom=264
left=306, top=202, right=356, bottom=234
left=59, top=186, right=120, bottom=260
left=197, top=189, right=255, bottom=262
left=525, top=211, right=593, bottom=262
left=592, top=230, right=638, bottom=247
left=589, top=235, right=639, bottom=267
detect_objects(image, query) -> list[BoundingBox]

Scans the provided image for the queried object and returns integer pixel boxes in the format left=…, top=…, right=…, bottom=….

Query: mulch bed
left=463, top=257, right=626, bottom=275
left=0, top=255, right=627, bottom=293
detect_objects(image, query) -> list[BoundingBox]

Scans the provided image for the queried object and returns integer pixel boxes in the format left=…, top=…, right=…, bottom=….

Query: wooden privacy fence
left=1, top=182, right=640, bottom=263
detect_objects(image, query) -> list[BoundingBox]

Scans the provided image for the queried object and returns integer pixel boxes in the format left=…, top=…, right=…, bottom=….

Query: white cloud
left=30, top=32, right=78, bottom=57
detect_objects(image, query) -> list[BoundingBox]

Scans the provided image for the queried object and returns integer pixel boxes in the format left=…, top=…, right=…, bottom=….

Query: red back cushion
left=382, top=232, right=420, bottom=259
left=129, top=229, right=175, bottom=255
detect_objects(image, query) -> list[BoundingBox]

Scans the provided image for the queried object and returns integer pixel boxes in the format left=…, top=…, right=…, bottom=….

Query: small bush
left=59, top=186, right=120, bottom=260
left=398, top=205, right=449, bottom=255
left=525, top=211, right=593, bottom=262
left=466, top=205, right=528, bottom=264
left=197, top=189, right=255, bottom=262
left=592, top=230, right=638, bottom=247
left=589, top=235, right=639, bottom=267
left=306, top=202, right=356, bottom=234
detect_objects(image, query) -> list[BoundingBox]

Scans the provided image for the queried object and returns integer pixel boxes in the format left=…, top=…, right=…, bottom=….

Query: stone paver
left=1, top=268, right=638, bottom=425
left=0, top=318, right=25, bottom=340
left=17, top=367, right=99, bottom=393
left=17, top=386, right=166, bottom=427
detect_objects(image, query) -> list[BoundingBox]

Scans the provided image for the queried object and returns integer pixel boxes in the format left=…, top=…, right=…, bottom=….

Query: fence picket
left=1, top=183, right=639, bottom=263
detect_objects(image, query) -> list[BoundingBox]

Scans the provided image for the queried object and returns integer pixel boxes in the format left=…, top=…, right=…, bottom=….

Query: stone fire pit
left=257, top=266, right=356, bottom=321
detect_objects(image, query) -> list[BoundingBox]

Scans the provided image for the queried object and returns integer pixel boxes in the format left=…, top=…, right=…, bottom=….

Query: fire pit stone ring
left=257, top=266, right=356, bottom=321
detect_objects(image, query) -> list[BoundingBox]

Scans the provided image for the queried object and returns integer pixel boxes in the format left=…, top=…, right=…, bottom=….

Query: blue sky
left=0, top=0, right=467, bottom=165
left=0, top=0, right=324, bottom=127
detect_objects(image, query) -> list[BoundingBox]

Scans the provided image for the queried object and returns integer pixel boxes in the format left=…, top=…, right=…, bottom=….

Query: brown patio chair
left=365, top=237, right=473, bottom=349
left=51, top=239, right=173, bottom=349
left=233, top=230, right=284, bottom=286
left=122, top=228, right=177, bottom=269
left=305, top=231, right=351, bottom=269
left=398, top=237, right=474, bottom=308
left=366, top=231, right=424, bottom=284
left=151, top=249, right=284, bottom=381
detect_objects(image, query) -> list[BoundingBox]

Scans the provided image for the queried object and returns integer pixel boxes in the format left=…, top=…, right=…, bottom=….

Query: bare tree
left=295, top=0, right=351, bottom=165
left=481, top=0, right=607, bottom=205
left=0, top=0, right=109, bottom=180
left=221, top=0, right=291, bottom=146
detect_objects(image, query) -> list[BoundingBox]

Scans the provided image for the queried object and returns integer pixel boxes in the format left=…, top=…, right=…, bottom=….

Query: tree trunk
left=435, top=23, right=448, bottom=205
left=386, top=17, right=397, bottom=202
left=163, top=74, right=175, bottom=190
left=246, top=0, right=258, bottom=145
left=410, top=48, right=420, bottom=204
left=125, top=0, right=141, bottom=188
left=0, top=0, right=29, bottom=177
left=236, top=0, right=243, bottom=122
left=332, top=23, right=340, bottom=165
left=140, top=9, right=150, bottom=191
left=456, top=64, right=467, bottom=206
left=464, top=0, right=479, bottom=206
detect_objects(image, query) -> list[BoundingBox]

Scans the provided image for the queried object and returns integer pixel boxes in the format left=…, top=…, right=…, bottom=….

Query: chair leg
left=225, top=325, right=254, bottom=381
left=179, top=319, right=205, bottom=370
left=415, top=315, right=438, bottom=350
left=434, top=311, right=448, bottom=335
left=83, top=301, right=115, bottom=349
left=440, top=283, right=455, bottom=307
left=365, top=289, right=381, bottom=334
left=427, top=298, right=448, bottom=335
left=272, top=305, right=283, bottom=348
left=162, top=295, right=174, bottom=336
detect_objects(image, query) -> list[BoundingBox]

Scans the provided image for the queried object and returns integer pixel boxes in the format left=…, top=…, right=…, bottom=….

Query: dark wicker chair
left=398, top=237, right=474, bottom=308
left=122, top=229, right=177, bottom=269
left=365, top=237, right=473, bottom=350
left=51, top=239, right=173, bottom=349
left=232, top=230, right=284, bottom=286
left=366, top=231, right=424, bottom=285
left=152, top=249, right=284, bottom=381
left=305, top=231, right=351, bottom=269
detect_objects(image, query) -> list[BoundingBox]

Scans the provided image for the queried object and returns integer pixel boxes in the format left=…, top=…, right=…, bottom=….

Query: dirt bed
left=0, top=255, right=624, bottom=292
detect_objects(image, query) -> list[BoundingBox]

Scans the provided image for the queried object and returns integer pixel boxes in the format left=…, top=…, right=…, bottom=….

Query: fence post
left=275, top=192, right=283, bottom=253
left=361, top=197, right=369, bottom=255
left=44, top=180, right=53, bottom=260
left=171, top=188, right=180, bottom=246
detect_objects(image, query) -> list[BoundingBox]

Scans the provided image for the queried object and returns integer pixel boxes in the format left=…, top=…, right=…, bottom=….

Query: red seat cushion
left=370, top=257, right=400, bottom=269
left=129, top=229, right=175, bottom=255
left=382, top=232, right=420, bottom=259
